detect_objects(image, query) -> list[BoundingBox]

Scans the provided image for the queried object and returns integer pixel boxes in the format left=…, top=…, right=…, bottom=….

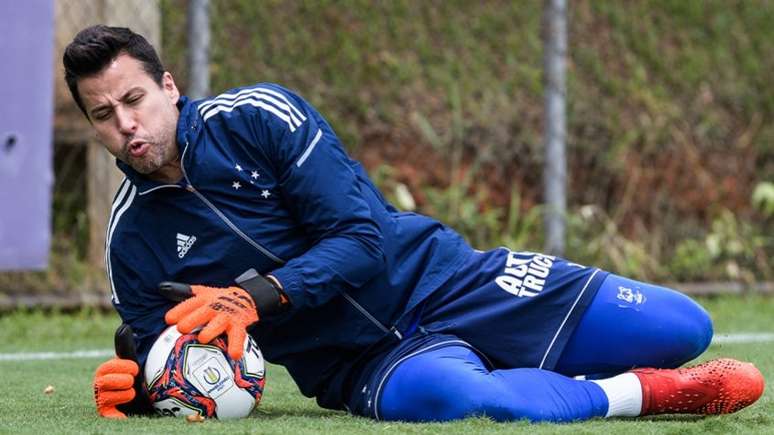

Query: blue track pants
left=378, top=274, right=713, bottom=422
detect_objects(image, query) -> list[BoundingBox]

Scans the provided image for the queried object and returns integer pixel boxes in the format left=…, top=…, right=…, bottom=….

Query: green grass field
left=0, top=295, right=771, bottom=434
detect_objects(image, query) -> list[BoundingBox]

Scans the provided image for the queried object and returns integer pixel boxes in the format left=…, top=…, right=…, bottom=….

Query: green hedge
left=160, top=0, right=772, bottom=282
left=13, top=0, right=772, bottom=297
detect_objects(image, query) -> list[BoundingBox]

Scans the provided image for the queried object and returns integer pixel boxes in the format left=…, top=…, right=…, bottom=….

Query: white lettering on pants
left=495, top=251, right=555, bottom=298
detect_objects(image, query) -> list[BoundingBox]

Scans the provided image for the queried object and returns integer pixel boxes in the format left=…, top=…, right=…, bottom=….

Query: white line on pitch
left=711, top=333, right=774, bottom=344
left=0, top=333, right=771, bottom=362
left=0, top=349, right=113, bottom=361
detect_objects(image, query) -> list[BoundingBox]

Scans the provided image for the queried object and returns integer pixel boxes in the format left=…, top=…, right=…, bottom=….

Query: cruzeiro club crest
left=617, top=286, right=646, bottom=305
left=203, top=366, right=221, bottom=385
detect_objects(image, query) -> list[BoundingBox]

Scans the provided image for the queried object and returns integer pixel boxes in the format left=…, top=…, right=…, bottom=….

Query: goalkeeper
left=66, top=25, right=765, bottom=422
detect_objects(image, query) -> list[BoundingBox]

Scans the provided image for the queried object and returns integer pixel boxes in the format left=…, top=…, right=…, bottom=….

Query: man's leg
left=555, top=274, right=714, bottom=377
left=378, top=344, right=608, bottom=422
left=377, top=343, right=764, bottom=422
left=551, top=275, right=761, bottom=418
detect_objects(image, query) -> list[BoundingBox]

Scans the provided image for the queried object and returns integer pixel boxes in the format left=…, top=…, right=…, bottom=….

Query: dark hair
left=63, top=25, right=165, bottom=118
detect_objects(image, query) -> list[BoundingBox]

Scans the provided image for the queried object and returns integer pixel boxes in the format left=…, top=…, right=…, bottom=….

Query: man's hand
left=94, top=323, right=153, bottom=419
left=94, top=358, right=139, bottom=419
left=161, top=272, right=288, bottom=360
left=164, top=285, right=259, bottom=360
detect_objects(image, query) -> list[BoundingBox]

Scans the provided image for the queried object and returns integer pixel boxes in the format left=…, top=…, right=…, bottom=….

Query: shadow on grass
left=636, top=415, right=707, bottom=422
left=252, top=406, right=348, bottom=419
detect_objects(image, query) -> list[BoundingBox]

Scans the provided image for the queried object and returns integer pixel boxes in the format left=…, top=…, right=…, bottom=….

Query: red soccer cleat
left=631, top=358, right=765, bottom=415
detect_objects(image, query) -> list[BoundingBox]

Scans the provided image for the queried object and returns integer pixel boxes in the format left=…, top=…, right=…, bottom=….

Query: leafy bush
left=158, top=0, right=774, bottom=283
left=11, top=0, right=770, bottom=296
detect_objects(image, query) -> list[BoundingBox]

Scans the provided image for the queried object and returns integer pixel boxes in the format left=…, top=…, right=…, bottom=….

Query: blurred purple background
left=0, top=0, right=54, bottom=270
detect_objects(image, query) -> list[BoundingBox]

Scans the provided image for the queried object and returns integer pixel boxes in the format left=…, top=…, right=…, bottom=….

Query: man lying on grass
left=64, top=25, right=764, bottom=422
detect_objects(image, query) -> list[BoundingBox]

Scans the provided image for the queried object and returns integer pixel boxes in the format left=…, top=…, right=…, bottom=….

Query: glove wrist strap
left=235, top=268, right=288, bottom=316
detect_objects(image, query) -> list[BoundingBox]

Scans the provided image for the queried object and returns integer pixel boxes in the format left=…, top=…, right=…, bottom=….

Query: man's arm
left=251, top=84, right=386, bottom=311
left=162, top=84, right=386, bottom=358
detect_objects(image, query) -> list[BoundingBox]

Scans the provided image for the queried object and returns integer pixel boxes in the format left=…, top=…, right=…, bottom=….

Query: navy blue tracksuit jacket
left=106, top=83, right=472, bottom=409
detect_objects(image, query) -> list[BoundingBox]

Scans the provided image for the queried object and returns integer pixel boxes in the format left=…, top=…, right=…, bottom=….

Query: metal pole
left=543, top=0, right=567, bottom=256
left=187, top=0, right=210, bottom=99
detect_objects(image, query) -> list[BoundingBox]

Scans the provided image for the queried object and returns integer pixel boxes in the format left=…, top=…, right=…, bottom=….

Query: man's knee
left=379, top=346, right=516, bottom=422
left=667, top=291, right=714, bottom=366
left=610, top=277, right=714, bottom=367
left=684, top=297, right=714, bottom=360
left=384, top=372, right=527, bottom=421
left=379, top=365, right=486, bottom=420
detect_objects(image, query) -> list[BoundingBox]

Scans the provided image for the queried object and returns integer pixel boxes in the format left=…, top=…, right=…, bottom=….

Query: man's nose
left=115, top=108, right=137, bottom=135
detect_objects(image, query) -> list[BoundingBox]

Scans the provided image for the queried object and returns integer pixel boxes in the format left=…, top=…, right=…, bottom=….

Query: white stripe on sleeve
left=198, top=86, right=307, bottom=131
left=296, top=128, right=323, bottom=167
left=104, top=179, right=130, bottom=303
left=200, top=90, right=305, bottom=127
left=106, top=184, right=137, bottom=304
left=252, top=87, right=307, bottom=122
left=202, top=98, right=298, bottom=131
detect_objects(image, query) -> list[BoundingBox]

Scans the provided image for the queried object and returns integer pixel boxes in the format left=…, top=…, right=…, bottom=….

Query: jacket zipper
left=184, top=184, right=285, bottom=265
left=180, top=140, right=391, bottom=336
left=188, top=177, right=392, bottom=335
left=180, top=140, right=285, bottom=265
left=340, top=292, right=402, bottom=340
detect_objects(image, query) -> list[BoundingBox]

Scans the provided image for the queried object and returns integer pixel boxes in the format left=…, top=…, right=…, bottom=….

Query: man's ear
left=162, top=71, right=180, bottom=104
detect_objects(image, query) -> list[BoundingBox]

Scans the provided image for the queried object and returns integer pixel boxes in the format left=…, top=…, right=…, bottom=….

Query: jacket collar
left=115, top=95, right=198, bottom=194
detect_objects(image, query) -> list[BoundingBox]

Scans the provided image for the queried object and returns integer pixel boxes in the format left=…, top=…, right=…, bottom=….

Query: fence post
left=543, top=0, right=568, bottom=256
left=187, top=0, right=210, bottom=99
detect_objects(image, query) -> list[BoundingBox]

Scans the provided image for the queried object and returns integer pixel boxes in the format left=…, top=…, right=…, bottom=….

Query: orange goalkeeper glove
left=93, top=324, right=150, bottom=419
left=94, top=358, right=138, bottom=419
left=164, top=285, right=259, bottom=360
left=161, top=271, right=288, bottom=360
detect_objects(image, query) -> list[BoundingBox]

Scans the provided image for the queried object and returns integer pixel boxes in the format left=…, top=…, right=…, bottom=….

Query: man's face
left=78, top=53, right=180, bottom=176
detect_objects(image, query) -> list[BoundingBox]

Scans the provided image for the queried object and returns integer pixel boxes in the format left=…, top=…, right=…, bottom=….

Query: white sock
left=591, top=373, right=643, bottom=417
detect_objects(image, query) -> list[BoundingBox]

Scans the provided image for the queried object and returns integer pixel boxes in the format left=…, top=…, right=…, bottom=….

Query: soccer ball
left=144, top=325, right=266, bottom=419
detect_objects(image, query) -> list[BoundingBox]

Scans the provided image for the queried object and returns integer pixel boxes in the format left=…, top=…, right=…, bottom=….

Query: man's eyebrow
left=121, top=87, right=145, bottom=99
